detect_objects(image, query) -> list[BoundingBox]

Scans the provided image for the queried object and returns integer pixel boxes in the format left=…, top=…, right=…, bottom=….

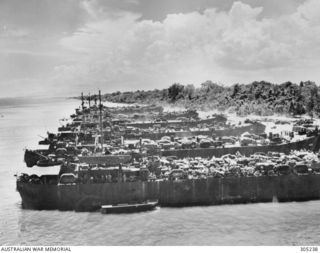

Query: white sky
left=0, top=0, right=320, bottom=97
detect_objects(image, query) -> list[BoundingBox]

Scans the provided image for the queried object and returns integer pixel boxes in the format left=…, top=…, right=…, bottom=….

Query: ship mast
left=81, top=92, right=84, bottom=110
left=99, top=90, right=104, bottom=152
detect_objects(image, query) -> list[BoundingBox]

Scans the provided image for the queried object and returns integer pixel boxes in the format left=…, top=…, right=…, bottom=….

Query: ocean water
left=1, top=97, right=320, bottom=246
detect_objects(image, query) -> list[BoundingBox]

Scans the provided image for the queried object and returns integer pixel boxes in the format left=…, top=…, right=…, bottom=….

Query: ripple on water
left=2, top=98, right=320, bottom=245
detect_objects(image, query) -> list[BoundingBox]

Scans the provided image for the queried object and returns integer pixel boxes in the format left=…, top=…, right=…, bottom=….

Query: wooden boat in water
left=100, top=200, right=158, bottom=214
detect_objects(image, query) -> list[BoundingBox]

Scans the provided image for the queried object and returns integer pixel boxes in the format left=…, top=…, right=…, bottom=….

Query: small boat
left=100, top=200, right=158, bottom=214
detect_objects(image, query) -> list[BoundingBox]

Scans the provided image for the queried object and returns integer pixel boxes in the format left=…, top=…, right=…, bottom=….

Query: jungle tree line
left=102, top=80, right=320, bottom=116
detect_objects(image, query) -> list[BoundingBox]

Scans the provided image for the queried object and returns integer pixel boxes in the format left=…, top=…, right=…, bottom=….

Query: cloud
left=0, top=0, right=88, bottom=35
left=2, top=0, right=320, bottom=97
left=297, top=0, right=320, bottom=25
left=49, top=0, right=320, bottom=95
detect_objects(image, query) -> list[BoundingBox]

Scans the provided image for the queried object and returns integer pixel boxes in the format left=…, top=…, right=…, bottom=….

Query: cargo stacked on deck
left=16, top=150, right=320, bottom=211
left=17, top=92, right=320, bottom=211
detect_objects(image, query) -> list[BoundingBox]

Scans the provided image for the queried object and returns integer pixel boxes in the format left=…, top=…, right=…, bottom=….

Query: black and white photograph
left=1, top=0, right=320, bottom=249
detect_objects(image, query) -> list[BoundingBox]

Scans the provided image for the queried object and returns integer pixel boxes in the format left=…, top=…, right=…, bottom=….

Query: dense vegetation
left=102, top=80, right=320, bottom=117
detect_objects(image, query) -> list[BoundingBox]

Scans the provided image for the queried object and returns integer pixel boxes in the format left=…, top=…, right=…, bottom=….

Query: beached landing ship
left=16, top=91, right=320, bottom=212
left=18, top=174, right=320, bottom=210
left=16, top=147, right=320, bottom=211
left=23, top=111, right=266, bottom=168
left=23, top=123, right=313, bottom=168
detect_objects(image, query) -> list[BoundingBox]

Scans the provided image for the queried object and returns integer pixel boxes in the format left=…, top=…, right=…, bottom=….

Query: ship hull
left=125, top=117, right=226, bottom=129
left=162, top=135, right=320, bottom=158
left=17, top=174, right=320, bottom=211
left=16, top=183, right=59, bottom=210
left=123, top=122, right=265, bottom=140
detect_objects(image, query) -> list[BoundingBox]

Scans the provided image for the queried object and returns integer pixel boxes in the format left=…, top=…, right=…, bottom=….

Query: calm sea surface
left=1, top=97, right=320, bottom=246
